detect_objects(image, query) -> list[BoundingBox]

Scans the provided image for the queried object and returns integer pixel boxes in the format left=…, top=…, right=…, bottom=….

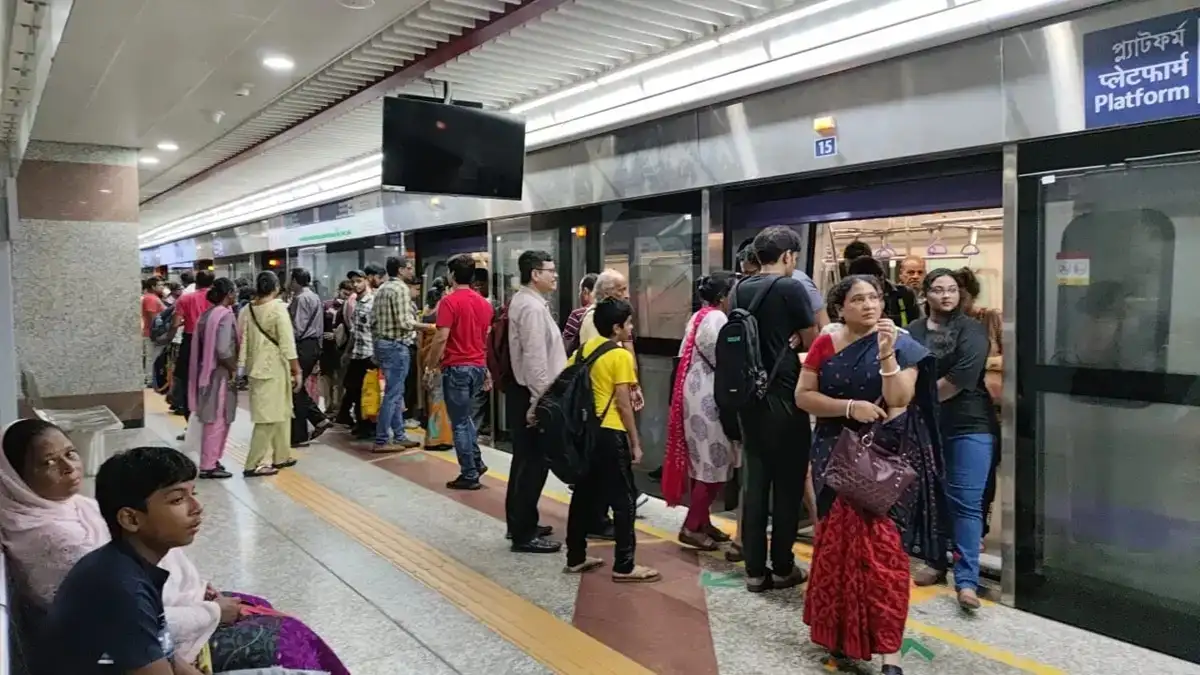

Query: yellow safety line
left=271, top=467, right=654, bottom=674
left=150, top=403, right=1054, bottom=674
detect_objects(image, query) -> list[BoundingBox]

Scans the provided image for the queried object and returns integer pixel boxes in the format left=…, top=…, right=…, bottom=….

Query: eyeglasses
left=533, top=267, right=558, bottom=275
left=927, top=287, right=959, bottom=296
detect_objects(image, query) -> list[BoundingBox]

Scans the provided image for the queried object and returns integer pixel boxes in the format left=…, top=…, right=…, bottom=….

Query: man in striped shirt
left=371, top=256, right=434, bottom=452
left=560, top=272, right=597, bottom=356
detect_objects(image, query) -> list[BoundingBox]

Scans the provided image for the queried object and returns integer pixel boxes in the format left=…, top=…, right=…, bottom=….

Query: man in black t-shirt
left=42, top=447, right=212, bottom=675
left=733, top=226, right=817, bottom=593
left=847, top=256, right=923, bottom=327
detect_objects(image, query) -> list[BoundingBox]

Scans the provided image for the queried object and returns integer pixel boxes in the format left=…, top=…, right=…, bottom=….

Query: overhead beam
left=141, top=0, right=572, bottom=208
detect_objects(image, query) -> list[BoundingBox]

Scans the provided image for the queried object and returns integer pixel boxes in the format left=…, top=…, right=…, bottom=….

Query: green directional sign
left=901, top=637, right=935, bottom=661
left=700, top=571, right=743, bottom=588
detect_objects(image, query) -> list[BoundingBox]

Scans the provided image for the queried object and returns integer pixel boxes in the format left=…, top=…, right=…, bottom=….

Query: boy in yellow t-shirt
left=563, top=298, right=660, bottom=583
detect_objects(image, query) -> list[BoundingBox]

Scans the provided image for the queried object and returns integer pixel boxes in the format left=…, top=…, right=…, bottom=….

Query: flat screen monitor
left=381, top=96, right=525, bottom=200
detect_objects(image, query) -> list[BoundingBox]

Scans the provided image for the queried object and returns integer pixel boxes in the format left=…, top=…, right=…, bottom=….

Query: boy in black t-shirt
left=733, top=226, right=818, bottom=593
left=42, top=448, right=208, bottom=675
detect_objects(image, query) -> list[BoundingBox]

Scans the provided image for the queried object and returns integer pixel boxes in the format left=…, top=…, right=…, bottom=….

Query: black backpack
left=532, top=340, right=619, bottom=483
left=713, top=275, right=785, bottom=411
left=150, top=305, right=175, bottom=346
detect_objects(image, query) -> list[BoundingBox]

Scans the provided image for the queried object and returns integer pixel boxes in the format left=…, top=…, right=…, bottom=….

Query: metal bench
left=21, top=370, right=123, bottom=478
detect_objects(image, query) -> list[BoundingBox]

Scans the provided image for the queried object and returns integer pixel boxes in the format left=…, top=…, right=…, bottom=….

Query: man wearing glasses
left=505, top=250, right=566, bottom=553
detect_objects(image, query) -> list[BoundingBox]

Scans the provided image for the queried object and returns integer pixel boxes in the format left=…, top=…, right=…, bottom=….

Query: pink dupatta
left=662, top=307, right=713, bottom=507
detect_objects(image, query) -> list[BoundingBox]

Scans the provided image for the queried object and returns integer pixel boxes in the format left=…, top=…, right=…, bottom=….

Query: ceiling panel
left=31, top=0, right=426, bottom=180
left=138, top=0, right=798, bottom=236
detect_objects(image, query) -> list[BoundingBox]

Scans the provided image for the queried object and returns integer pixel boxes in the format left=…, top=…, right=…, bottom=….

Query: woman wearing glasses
left=906, top=268, right=997, bottom=610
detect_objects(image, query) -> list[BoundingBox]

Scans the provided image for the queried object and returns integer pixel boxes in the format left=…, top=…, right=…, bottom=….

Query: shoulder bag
left=824, top=407, right=917, bottom=516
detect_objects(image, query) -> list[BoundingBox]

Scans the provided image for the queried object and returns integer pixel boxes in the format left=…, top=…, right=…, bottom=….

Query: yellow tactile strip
left=217, top=440, right=653, bottom=675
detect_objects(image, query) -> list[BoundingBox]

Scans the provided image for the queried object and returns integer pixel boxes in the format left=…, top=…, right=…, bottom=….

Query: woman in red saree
left=795, top=275, right=947, bottom=675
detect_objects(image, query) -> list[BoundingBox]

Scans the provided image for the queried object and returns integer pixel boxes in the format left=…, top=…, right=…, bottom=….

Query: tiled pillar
left=12, top=141, right=144, bottom=425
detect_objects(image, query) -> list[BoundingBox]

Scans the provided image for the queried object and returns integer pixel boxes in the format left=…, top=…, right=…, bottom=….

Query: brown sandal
left=678, top=529, right=719, bottom=551
left=242, top=466, right=279, bottom=478
left=613, top=565, right=661, bottom=583
left=563, top=557, right=605, bottom=574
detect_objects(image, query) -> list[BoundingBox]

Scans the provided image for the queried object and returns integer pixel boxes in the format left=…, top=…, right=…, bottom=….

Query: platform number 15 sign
left=814, top=136, right=838, bottom=158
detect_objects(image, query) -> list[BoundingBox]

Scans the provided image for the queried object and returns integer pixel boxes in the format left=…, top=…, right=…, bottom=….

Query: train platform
left=138, top=393, right=1198, bottom=675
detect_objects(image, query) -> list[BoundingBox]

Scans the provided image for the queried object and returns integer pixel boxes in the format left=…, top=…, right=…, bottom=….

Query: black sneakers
left=445, top=476, right=482, bottom=490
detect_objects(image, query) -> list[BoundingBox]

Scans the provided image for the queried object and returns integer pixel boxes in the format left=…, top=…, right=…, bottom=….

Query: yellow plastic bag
left=361, top=368, right=383, bottom=420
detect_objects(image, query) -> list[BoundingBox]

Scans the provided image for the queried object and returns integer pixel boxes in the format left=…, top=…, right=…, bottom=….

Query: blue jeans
left=374, top=339, right=412, bottom=446
left=443, top=366, right=486, bottom=481
left=944, top=433, right=994, bottom=591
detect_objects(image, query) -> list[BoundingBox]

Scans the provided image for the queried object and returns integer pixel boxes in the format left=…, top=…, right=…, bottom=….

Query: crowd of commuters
left=112, top=229, right=1006, bottom=673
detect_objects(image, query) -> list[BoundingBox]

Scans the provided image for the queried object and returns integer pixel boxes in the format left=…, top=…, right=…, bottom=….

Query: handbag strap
left=248, top=304, right=280, bottom=349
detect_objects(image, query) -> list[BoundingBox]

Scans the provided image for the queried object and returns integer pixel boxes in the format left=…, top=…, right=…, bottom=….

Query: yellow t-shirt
left=573, top=336, right=638, bottom=432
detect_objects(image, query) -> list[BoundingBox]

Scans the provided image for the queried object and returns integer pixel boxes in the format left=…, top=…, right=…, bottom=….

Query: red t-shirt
left=175, top=291, right=212, bottom=335
left=141, top=293, right=165, bottom=338
left=436, top=288, right=494, bottom=367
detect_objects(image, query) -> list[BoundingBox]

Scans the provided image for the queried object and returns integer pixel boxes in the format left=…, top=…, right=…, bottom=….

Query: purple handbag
left=825, top=421, right=917, bottom=516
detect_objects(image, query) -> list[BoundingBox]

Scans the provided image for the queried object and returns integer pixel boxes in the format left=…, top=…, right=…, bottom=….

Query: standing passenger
left=562, top=273, right=598, bottom=355
left=665, top=272, right=739, bottom=550
left=288, top=268, right=332, bottom=447
left=563, top=299, right=659, bottom=582
left=337, top=269, right=375, bottom=436
left=796, top=275, right=944, bottom=674
left=372, top=256, right=432, bottom=452
left=189, top=278, right=238, bottom=480
left=429, top=255, right=495, bottom=490
left=141, top=277, right=166, bottom=387
left=505, top=250, right=565, bottom=553
left=170, top=270, right=215, bottom=420
left=239, top=272, right=303, bottom=477
left=734, top=226, right=817, bottom=593
left=906, top=268, right=996, bottom=610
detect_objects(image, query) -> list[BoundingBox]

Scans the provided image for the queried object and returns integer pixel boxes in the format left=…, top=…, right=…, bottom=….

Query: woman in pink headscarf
left=188, top=277, right=240, bottom=479
left=664, top=272, right=741, bottom=551
left=0, top=419, right=348, bottom=673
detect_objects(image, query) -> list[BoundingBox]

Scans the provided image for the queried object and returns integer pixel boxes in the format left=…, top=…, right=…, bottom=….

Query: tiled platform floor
left=133, top=393, right=1200, bottom=675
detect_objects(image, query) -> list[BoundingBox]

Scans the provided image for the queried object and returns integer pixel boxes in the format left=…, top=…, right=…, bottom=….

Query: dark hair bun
left=697, top=271, right=736, bottom=305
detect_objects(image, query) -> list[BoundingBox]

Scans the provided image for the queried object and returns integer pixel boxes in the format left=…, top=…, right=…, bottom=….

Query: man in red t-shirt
left=141, top=277, right=166, bottom=387
left=168, top=270, right=215, bottom=419
left=430, top=254, right=495, bottom=490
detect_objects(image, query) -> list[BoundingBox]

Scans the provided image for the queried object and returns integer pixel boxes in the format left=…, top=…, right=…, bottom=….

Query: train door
left=1015, top=118, right=1200, bottom=663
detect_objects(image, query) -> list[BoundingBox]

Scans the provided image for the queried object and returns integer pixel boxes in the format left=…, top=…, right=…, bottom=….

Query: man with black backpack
left=717, top=226, right=817, bottom=593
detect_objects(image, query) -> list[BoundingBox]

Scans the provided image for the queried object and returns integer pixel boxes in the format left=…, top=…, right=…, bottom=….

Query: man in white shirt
left=505, top=250, right=567, bottom=553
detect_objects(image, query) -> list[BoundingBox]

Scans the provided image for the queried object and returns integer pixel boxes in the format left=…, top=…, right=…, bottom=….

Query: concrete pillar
left=12, top=141, right=143, bottom=425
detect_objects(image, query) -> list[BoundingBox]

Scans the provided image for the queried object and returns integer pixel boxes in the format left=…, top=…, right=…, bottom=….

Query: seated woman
left=0, top=418, right=348, bottom=674
left=795, top=275, right=947, bottom=674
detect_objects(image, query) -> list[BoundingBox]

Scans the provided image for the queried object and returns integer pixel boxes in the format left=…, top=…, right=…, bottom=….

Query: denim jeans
left=443, top=366, right=486, bottom=481
left=374, top=339, right=412, bottom=446
left=944, top=432, right=995, bottom=591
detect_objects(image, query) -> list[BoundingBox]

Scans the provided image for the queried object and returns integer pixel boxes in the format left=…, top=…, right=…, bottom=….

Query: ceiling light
left=156, top=141, right=179, bottom=152
left=262, top=55, right=295, bottom=72
left=337, top=0, right=376, bottom=8
left=139, top=156, right=160, bottom=165
left=99, top=189, right=112, bottom=194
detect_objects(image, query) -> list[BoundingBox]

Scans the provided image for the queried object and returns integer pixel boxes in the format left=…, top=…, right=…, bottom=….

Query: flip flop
left=243, top=466, right=279, bottom=478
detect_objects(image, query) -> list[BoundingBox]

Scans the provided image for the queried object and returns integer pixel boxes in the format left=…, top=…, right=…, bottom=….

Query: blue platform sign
left=1084, top=9, right=1199, bottom=129
left=814, top=136, right=838, bottom=158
